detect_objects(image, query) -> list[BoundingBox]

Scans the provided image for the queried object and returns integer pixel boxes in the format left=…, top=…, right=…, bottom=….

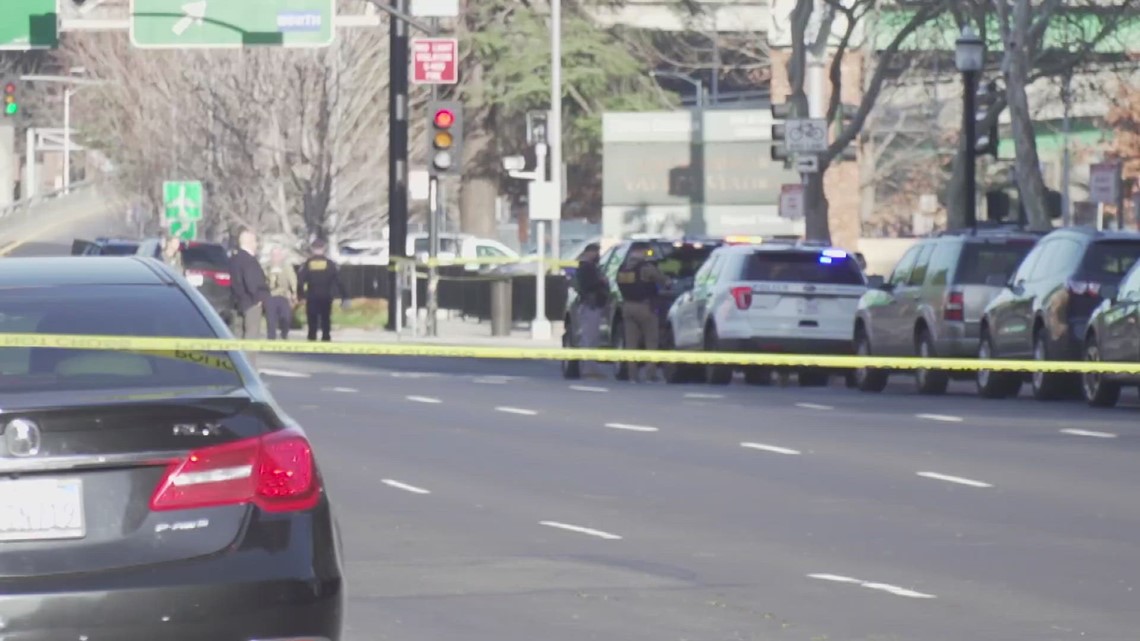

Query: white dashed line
left=916, top=413, right=963, bottom=423
left=258, top=368, right=311, bottom=378
left=1061, top=428, right=1117, bottom=439
left=474, top=376, right=511, bottom=384
left=539, top=521, right=622, bottom=540
left=605, top=422, right=659, bottom=432
left=808, top=573, right=936, bottom=599
left=571, top=385, right=609, bottom=393
left=382, top=480, right=431, bottom=495
left=741, top=442, right=802, bottom=456
left=323, top=387, right=358, bottom=393
left=389, top=372, right=439, bottom=379
left=795, top=402, right=833, bottom=410
left=916, top=471, right=992, bottom=488
left=685, top=392, right=724, bottom=399
left=496, top=406, right=538, bottom=416
left=406, top=395, right=442, bottom=404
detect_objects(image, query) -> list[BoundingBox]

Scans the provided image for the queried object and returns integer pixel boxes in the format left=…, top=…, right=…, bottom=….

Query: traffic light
left=3, top=79, right=18, bottom=117
left=769, top=99, right=794, bottom=163
left=975, top=80, right=1003, bottom=158
left=427, top=100, right=463, bottom=177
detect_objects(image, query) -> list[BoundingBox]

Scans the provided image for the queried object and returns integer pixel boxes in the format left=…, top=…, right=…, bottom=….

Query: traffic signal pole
left=386, top=0, right=410, bottom=332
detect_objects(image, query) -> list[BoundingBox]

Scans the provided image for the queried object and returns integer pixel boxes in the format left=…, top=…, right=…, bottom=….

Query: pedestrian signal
left=427, top=101, right=463, bottom=177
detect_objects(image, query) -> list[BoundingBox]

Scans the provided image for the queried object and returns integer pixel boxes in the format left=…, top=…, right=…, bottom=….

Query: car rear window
left=0, top=285, right=243, bottom=393
left=413, top=237, right=459, bottom=254
left=658, top=243, right=720, bottom=279
left=182, top=244, right=230, bottom=270
left=954, top=240, right=1036, bottom=285
left=1081, top=240, right=1140, bottom=280
left=100, top=243, right=139, bottom=256
left=742, top=251, right=864, bottom=285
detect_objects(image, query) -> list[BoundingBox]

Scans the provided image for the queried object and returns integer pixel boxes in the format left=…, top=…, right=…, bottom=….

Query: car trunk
left=0, top=387, right=269, bottom=578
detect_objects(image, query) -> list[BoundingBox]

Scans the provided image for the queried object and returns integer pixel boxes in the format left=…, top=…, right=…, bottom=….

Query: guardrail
left=0, top=180, right=97, bottom=222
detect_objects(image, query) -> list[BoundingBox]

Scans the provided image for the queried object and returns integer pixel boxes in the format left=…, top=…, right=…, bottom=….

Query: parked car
left=852, top=226, right=1043, bottom=394
left=561, top=237, right=723, bottom=380
left=665, top=242, right=868, bottom=386
left=408, top=232, right=519, bottom=270
left=137, top=239, right=235, bottom=325
left=1081, top=259, right=1140, bottom=407
left=976, top=226, right=1140, bottom=400
left=0, top=256, right=343, bottom=640
left=70, top=237, right=143, bottom=256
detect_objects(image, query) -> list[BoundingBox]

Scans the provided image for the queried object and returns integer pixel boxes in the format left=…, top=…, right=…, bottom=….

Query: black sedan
left=1080, top=260, right=1140, bottom=408
left=0, top=257, right=343, bottom=640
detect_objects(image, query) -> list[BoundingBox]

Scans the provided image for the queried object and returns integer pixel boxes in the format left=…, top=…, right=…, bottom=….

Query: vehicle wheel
left=744, top=366, right=772, bottom=386
left=914, top=329, right=949, bottom=395
left=561, top=328, right=581, bottom=380
left=1030, top=331, right=1064, bottom=401
left=1082, top=337, right=1120, bottom=408
left=844, top=370, right=858, bottom=388
left=704, top=324, right=733, bottom=385
left=662, top=330, right=690, bottom=384
left=976, top=331, right=1020, bottom=399
left=612, top=321, right=630, bottom=381
left=798, top=369, right=830, bottom=387
left=852, top=330, right=888, bottom=392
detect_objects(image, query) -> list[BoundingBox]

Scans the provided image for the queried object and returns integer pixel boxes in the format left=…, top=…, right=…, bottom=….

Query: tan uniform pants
left=622, top=300, right=659, bottom=377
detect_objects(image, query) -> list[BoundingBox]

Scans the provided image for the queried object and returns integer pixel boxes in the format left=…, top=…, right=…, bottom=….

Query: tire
left=798, top=369, right=830, bottom=387
left=975, top=330, right=1020, bottom=399
left=852, top=330, right=888, bottom=392
left=744, top=367, right=772, bottom=386
left=561, top=327, right=581, bottom=380
left=662, top=329, right=690, bottom=385
left=704, top=324, right=733, bottom=385
left=1082, top=336, right=1121, bottom=408
left=1030, top=330, right=1065, bottom=401
left=612, top=320, right=630, bottom=381
left=914, top=329, right=949, bottom=395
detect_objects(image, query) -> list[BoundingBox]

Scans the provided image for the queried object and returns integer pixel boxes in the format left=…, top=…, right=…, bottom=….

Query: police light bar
left=724, top=235, right=765, bottom=245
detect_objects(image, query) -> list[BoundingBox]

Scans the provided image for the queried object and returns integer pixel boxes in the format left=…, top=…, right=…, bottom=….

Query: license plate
left=0, top=478, right=86, bottom=542
left=800, top=299, right=820, bottom=315
left=187, top=273, right=205, bottom=287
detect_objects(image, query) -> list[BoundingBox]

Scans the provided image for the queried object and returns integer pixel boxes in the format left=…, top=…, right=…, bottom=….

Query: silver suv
left=852, top=227, right=1043, bottom=394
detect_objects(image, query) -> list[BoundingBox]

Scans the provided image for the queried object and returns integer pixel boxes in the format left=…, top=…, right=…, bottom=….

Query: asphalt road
left=253, top=353, right=1140, bottom=641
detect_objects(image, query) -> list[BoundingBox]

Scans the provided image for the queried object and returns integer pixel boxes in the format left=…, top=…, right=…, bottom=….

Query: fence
left=337, top=264, right=570, bottom=322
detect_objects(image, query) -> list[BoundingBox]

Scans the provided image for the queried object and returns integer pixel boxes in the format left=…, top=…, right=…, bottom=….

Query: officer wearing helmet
left=615, top=245, right=670, bottom=382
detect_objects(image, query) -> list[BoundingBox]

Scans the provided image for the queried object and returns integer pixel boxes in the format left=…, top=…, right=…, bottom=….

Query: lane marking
left=1061, top=428, right=1117, bottom=439
left=605, top=422, right=659, bottom=432
left=496, top=406, right=538, bottom=416
left=259, top=368, right=311, bottom=378
left=406, top=395, right=442, bottom=404
left=382, top=479, right=431, bottom=494
left=741, top=442, right=802, bottom=456
left=571, top=385, right=609, bottom=393
left=323, top=386, right=358, bottom=393
left=808, top=573, right=936, bottom=599
left=685, top=392, right=724, bottom=399
left=539, top=521, right=622, bottom=540
left=916, top=471, right=992, bottom=488
left=389, top=372, right=439, bottom=379
left=796, top=402, right=833, bottom=410
left=916, top=413, right=963, bottom=423
left=474, top=377, right=509, bottom=384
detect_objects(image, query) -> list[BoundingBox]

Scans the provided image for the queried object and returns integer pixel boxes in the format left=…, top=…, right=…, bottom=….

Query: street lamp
left=956, top=25, right=984, bottom=230
left=649, top=71, right=705, bottom=109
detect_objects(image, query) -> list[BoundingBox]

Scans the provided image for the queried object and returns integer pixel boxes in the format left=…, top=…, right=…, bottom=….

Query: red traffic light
left=3, top=83, right=14, bottom=94
left=433, top=109, right=454, bottom=129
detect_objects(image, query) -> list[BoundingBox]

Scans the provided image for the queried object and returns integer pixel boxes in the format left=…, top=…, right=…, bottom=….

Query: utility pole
left=426, top=15, right=442, bottom=338
left=386, top=0, right=410, bottom=331
left=532, top=0, right=561, bottom=341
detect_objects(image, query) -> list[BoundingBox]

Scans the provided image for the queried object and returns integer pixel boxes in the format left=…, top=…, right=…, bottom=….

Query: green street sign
left=130, top=0, right=335, bottom=49
left=169, top=219, right=198, bottom=241
left=0, top=0, right=59, bottom=51
left=163, top=180, right=203, bottom=222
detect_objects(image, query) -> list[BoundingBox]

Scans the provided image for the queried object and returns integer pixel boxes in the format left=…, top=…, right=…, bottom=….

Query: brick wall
left=769, top=48, right=864, bottom=252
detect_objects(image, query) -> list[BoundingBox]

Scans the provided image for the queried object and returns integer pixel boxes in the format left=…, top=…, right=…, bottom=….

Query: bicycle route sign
left=785, top=118, right=828, bottom=153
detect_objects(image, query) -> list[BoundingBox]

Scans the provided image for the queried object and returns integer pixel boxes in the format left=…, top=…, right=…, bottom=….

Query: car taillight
left=944, top=290, right=964, bottom=321
left=150, top=430, right=320, bottom=513
left=730, top=286, right=753, bottom=310
left=186, top=269, right=231, bottom=286
left=1067, top=278, right=1101, bottom=296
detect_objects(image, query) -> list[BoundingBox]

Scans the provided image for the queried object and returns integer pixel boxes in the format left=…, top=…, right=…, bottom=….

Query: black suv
left=561, top=237, right=723, bottom=380
left=71, top=237, right=144, bottom=256
left=977, top=227, right=1140, bottom=400
left=111, top=238, right=236, bottom=325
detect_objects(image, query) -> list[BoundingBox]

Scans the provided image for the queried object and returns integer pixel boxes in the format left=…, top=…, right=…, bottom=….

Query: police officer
left=297, top=239, right=347, bottom=342
left=574, top=243, right=608, bottom=378
left=161, top=236, right=184, bottom=275
left=265, top=246, right=298, bottom=340
left=615, top=245, right=670, bottom=382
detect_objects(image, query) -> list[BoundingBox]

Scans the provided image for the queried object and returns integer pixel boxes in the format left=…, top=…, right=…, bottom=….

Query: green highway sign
left=169, top=219, right=198, bottom=241
left=0, top=0, right=59, bottom=51
left=130, top=0, right=335, bottom=49
left=163, top=180, right=203, bottom=224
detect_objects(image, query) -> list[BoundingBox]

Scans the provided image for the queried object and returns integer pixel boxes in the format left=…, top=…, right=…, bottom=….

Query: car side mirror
left=866, top=275, right=886, bottom=289
left=1101, top=284, right=1119, bottom=303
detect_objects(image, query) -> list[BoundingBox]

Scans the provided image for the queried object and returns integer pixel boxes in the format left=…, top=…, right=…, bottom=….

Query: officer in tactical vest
left=615, top=245, right=670, bottom=382
left=297, top=239, right=347, bottom=342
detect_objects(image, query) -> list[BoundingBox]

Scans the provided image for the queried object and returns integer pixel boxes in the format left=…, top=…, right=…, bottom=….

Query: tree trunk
left=1003, top=0, right=1050, bottom=230
left=458, top=61, right=498, bottom=237
left=805, top=169, right=831, bottom=243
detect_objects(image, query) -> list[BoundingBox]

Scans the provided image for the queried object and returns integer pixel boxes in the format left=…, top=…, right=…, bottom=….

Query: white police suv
left=663, top=242, right=869, bottom=386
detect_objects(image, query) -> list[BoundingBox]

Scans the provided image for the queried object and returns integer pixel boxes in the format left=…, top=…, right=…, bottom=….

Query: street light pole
left=532, top=0, right=561, bottom=341
left=955, top=26, right=984, bottom=232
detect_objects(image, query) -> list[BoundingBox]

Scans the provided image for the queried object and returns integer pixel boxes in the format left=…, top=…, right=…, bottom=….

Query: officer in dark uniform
left=615, top=245, right=670, bottom=382
left=297, top=239, right=348, bottom=342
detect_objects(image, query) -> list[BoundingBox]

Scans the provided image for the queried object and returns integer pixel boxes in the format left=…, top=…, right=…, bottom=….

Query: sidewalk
left=290, top=314, right=563, bottom=348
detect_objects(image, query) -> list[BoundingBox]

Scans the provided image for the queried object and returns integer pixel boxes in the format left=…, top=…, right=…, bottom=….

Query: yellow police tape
left=0, top=332, right=1137, bottom=375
